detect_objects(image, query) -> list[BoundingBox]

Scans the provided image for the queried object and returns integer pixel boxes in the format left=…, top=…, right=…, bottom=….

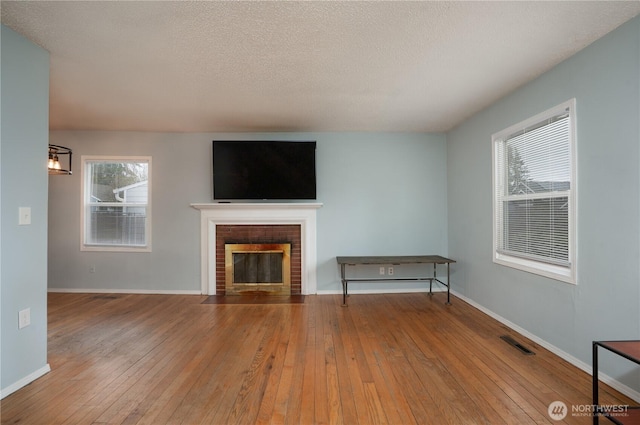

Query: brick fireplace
left=217, top=225, right=301, bottom=295
left=191, top=202, right=321, bottom=295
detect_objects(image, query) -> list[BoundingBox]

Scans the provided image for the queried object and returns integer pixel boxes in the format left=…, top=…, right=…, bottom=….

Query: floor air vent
left=500, top=335, right=535, bottom=355
left=91, top=295, right=119, bottom=300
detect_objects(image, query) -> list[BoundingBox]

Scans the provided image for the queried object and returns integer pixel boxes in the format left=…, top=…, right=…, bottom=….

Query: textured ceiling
left=2, top=1, right=639, bottom=133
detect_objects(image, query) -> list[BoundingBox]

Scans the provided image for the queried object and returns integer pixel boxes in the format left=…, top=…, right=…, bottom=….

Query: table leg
left=593, top=342, right=599, bottom=424
left=428, top=263, right=434, bottom=296
left=446, top=262, right=451, bottom=305
left=340, top=263, right=348, bottom=307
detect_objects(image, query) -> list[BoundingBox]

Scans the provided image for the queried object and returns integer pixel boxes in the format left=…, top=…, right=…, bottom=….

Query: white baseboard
left=451, top=290, right=640, bottom=403
left=48, top=288, right=202, bottom=295
left=1, top=364, right=51, bottom=400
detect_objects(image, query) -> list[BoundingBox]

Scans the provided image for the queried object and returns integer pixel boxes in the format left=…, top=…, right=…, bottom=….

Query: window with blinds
left=81, top=156, right=152, bottom=252
left=492, top=99, right=576, bottom=284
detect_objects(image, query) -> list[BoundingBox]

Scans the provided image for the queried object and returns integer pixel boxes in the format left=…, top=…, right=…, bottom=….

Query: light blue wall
left=316, top=133, right=448, bottom=291
left=1, top=25, right=50, bottom=395
left=447, top=16, right=640, bottom=384
left=48, top=131, right=447, bottom=293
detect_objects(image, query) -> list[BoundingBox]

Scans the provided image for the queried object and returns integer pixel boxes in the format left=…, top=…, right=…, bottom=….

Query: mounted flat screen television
left=212, top=141, right=317, bottom=200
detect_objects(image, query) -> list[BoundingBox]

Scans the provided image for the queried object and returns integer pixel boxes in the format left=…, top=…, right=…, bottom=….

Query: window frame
left=80, top=155, right=152, bottom=252
left=492, top=99, right=577, bottom=284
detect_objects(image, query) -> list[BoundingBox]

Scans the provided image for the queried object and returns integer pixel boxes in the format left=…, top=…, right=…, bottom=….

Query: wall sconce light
left=48, top=144, right=72, bottom=175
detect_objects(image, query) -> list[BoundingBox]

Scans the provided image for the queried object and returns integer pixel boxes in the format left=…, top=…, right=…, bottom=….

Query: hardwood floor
left=1, top=292, right=634, bottom=424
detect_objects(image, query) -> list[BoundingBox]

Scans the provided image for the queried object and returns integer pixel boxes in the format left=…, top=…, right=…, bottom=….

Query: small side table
left=593, top=340, right=640, bottom=425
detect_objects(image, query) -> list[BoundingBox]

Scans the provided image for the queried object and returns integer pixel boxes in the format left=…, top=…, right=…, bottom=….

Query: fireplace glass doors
left=224, top=243, right=291, bottom=295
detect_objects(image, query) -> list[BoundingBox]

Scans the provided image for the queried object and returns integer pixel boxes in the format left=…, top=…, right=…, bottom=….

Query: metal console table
left=336, top=255, right=455, bottom=306
left=593, top=340, right=640, bottom=424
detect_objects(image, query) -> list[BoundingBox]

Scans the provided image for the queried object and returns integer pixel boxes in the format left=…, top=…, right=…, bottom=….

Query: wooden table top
left=596, top=340, right=640, bottom=363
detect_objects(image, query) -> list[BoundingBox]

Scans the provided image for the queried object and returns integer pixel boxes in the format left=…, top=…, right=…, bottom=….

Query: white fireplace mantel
left=191, top=202, right=322, bottom=295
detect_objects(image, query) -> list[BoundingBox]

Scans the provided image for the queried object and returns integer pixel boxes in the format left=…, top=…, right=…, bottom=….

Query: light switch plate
left=19, top=207, right=31, bottom=225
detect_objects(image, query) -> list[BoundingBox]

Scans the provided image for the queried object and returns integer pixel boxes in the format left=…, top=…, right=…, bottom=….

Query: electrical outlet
left=90, top=266, right=96, bottom=273
left=388, top=267, right=394, bottom=276
left=19, top=308, right=31, bottom=329
left=379, top=266, right=385, bottom=275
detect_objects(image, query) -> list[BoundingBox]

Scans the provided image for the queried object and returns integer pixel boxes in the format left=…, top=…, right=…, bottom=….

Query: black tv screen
left=212, top=141, right=317, bottom=200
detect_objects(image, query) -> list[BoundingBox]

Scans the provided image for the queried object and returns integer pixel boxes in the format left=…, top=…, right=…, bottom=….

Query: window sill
left=494, top=252, right=575, bottom=285
left=81, top=244, right=151, bottom=253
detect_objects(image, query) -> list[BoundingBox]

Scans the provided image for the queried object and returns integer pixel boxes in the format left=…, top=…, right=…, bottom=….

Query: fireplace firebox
left=225, top=243, right=291, bottom=295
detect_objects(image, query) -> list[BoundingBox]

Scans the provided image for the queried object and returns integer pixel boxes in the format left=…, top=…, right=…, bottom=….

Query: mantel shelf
left=191, top=202, right=323, bottom=211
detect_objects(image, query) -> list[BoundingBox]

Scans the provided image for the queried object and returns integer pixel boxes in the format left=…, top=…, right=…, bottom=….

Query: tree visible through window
left=82, top=157, right=151, bottom=251
left=492, top=100, right=576, bottom=284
